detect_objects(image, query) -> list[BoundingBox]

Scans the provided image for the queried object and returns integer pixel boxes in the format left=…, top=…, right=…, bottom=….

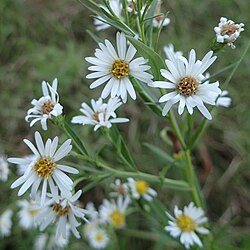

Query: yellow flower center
left=52, top=203, right=71, bottom=216
left=30, top=209, right=39, bottom=216
left=112, top=59, right=129, bottom=79
left=177, top=76, right=198, bottom=96
left=176, top=214, right=196, bottom=232
left=221, top=23, right=239, bottom=36
left=34, top=158, right=56, bottom=178
left=41, top=100, right=54, bottom=114
left=110, top=210, right=125, bottom=228
left=135, top=180, right=149, bottom=194
left=95, top=232, right=104, bottom=242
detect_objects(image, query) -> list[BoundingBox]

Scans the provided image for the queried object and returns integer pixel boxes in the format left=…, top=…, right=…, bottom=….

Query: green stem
left=184, top=150, right=203, bottom=208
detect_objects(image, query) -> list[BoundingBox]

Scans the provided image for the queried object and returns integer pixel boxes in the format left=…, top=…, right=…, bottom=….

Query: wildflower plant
left=3, top=0, right=249, bottom=250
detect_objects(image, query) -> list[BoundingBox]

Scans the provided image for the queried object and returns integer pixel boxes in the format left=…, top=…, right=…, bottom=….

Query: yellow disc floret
left=34, top=158, right=56, bottom=178
left=110, top=210, right=125, bottom=228
left=52, top=203, right=71, bottom=216
left=177, top=76, right=198, bottom=96
left=176, top=214, right=196, bottom=232
left=112, top=59, right=129, bottom=79
left=135, top=180, right=149, bottom=195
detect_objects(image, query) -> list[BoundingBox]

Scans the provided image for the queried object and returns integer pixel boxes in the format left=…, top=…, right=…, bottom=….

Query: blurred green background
left=0, top=0, right=250, bottom=249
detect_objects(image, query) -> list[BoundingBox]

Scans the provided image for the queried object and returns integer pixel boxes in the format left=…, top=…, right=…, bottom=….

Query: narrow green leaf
left=143, top=142, right=174, bottom=163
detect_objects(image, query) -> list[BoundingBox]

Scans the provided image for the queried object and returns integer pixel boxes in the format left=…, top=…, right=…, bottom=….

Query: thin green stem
left=184, top=150, right=203, bottom=207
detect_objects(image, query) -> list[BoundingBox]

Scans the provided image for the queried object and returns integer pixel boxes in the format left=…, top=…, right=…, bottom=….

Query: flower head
left=0, top=156, right=9, bottom=182
left=25, top=78, right=63, bottom=130
left=152, top=0, right=170, bottom=28
left=110, top=179, right=128, bottom=197
left=214, top=17, right=244, bottom=49
left=93, top=0, right=123, bottom=31
left=86, top=32, right=153, bottom=103
left=149, top=49, right=221, bottom=119
left=165, top=202, right=209, bottom=249
left=17, top=195, right=42, bottom=229
left=86, top=227, right=110, bottom=250
left=71, top=97, right=129, bottom=131
left=37, top=190, right=88, bottom=239
left=99, top=196, right=130, bottom=228
left=127, top=178, right=157, bottom=201
left=8, top=131, right=78, bottom=204
left=0, top=209, right=13, bottom=238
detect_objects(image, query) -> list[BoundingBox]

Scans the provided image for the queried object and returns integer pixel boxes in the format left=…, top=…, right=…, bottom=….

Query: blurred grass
left=0, top=0, right=250, bottom=249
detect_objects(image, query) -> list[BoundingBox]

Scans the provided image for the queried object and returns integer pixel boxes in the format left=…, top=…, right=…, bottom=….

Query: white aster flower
left=127, top=178, right=157, bottom=201
left=164, top=43, right=183, bottom=60
left=25, top=78, right=63, bottom=130
left=34, top=229, right=70, bottom=250
left=37, top=190, right=88, bottom=239
left=88, top=227, right=109, bottom=249
left=99, top=196, right=130, bottom=228
left=110, top=178, right=128, bottom=197
left=0, top=209, right=13, bottom=237
left=0, top=156, right=9, bottom=182
left=94, top=0, right=123, bottom=31
left=214, top=17, right=244, bottom=49
left=216, top=90, right=232, bottom=107
left=85, top=32, right=153, bottom=103
left=71, top=97, right=129, bottom=131
left=149, top=49, right=221, bottom=120
left=153, top=16, right=170, bottom=28
left=17, top=194, right=42, bottom=229
left=8, top=131, right=77, bottom=204
left=165, top=202, right=209, bottom=249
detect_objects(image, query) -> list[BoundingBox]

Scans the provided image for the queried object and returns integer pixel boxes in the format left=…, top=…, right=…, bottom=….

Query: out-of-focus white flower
left=86, top=32, right=153, bottom=103
left=25, top=78, right=63, bottom=130
left=71, top=97, right=129, bottom=131
left=216, top=90, right=232, bottom=107
left=165, top=202, right=209, bottom=249
left=17, top=194, right=42, bottom=229
left=214, top=17, right=244, bottom=49
left=88, top=227, right=109, bottom=249
left=164, top=44, right=183, bottom=60
left=37, top=190, right=88, bottom=239
left=34, top=229, right=70, bottom=250
left=99, top=196, right=130, bottom=228
left=127, top=178, right=157, bottom=201
left=153, top=16, right=170, bottom=28
left=0, top=156, right=9, bottom=182
left=0, top=209, right=13, bottom=237
left=8, top=131, right=77, bottom=204
left=149, top=49, right=221, bottom=119
left=110, top=179, right=128, bottom=197
left=94, top=0, right=123, bottom=31
left=127, top=0, right=136, bottom=13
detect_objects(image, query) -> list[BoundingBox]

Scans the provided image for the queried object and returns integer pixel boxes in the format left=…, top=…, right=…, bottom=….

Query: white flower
left=93, top=0, right=123, bottom=31
left=25, top=78, right=63, bottom=130
left=0, top=209, right=13, bottom=237
left=85, top=32, right=153, bottom=103
left=88, top=227, right=109, bottom=249
left=165, top=202, right=209, bottom=249
left=99, top=196, right=130, bottom=228
left=110, top=179, right=128, bottom=197
left=8, top=131, right=77, bottom=204
left=16, top=155, right=36, bottom=175
left=17, top=194, right=42, bottom=229
left=34, top=230, right=70, bottom=250
left=37, top=190, right=88, bottom=239
left=127, top=178, right=157, bottom=201
left=153, top=16, right=170, bottom=28
left=149, top=49, right=221, bottom=120
left=203, top=74, right=231, bottom=108
left=0, top=156, right=9, bottom=181
left=71, top=97, right=129, bottom=131
left=216, top=90, right=232, bottom=107
left=214, top=17, right=244, bottom=49
left=164, top=44, right=183, bottom=59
